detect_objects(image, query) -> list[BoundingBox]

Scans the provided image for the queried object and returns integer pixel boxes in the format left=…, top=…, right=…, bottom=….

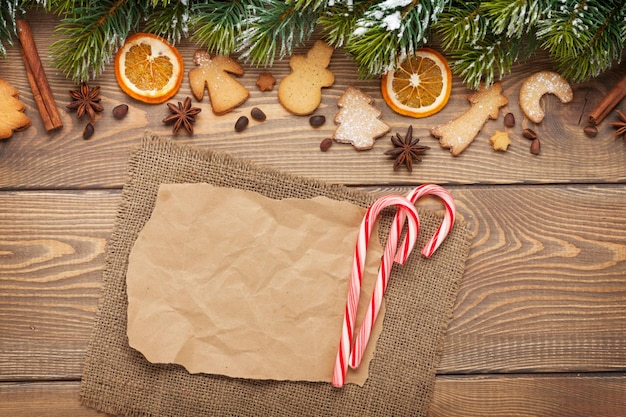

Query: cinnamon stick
left=588, top=72, right=626, bottom=126
left=16, top=19, right=63, bottom=132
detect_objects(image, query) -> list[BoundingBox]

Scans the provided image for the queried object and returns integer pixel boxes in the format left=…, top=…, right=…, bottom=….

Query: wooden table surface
left=2, top=12, right=626, bottom=417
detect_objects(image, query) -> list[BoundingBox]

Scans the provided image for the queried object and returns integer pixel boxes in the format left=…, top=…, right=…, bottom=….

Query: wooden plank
left=0, top=190, right=119, bottom=380
left=1, top=12, right=626, bottom=189
left=2, top=374, right=625, bottom=417
left=0, top=381, right=106, bottom=417
left=430, top=373, right=626, bottom=417
left=438, top=184, right=626, bottom=373
left=1, top=185, right=625, bottom=380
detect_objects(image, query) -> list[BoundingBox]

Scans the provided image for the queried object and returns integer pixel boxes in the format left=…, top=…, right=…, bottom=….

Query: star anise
left=162, top=97, right=201, bottom=134
left=66, top=82, right=104, bottom=120
left=384, top=125, right=430, bottom=172
left=610, top=110, right=626, bottom=140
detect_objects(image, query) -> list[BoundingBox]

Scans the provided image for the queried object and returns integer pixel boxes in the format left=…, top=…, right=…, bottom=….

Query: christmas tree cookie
left=333, top=86, right=390, bottom=150
left=0, top=77, right=31, bottom=139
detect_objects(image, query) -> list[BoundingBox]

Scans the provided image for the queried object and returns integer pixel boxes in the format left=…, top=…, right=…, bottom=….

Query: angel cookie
left=189, top=50, right=249, bottom=115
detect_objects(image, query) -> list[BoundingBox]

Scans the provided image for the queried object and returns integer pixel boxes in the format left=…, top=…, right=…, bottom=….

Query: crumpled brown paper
left=126, top=183, right=385, bottom=385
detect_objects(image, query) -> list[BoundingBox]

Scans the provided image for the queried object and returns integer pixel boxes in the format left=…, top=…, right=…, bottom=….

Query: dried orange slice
left=381, top=48, right=452, bottom=118
left=114, top=33, right=183, bottom=104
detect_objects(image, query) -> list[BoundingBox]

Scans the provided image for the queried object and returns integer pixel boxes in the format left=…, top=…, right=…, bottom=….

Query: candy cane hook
left=396, top=184, right=456, bottom=260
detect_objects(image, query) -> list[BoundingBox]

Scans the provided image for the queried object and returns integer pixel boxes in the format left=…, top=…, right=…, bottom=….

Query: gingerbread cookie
left=431, top=82, right=508, bottom=156
left=333, top=86, right=390, bottom=150
left=256, top=72, right=276, bottom=92
left=188, top=50, right=249, bottom=115
left=519, top=71, right=573, bottom=123
left=278, top=40, right=334, bottom=115
left=0, top=77, right=31, bottom=139
left=489, top=130, right=511, bottom=152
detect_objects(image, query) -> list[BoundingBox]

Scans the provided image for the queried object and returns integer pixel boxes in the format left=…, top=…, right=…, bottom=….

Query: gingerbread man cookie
left=188, top=50, right=249, bottom=115
left=0, top=77, right=31, bottom=139
left=278, top=40, right=335, bottom=116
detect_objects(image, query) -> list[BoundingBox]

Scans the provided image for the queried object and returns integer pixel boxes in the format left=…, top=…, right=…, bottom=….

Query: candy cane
left=400, top=184, right=456, bottom=258
left=332, top=194, right=420, bottom=388
left=348, top=184, right=456, bottom=370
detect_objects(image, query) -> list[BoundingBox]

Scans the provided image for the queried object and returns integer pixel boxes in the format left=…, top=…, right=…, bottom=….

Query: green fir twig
left=236, top=0, right=319, bottom=66
left=0, top=0, right=20, bottom=57
left=0, top=0, right=623, bottom=88
left=50, top=1, right=144, bottom=82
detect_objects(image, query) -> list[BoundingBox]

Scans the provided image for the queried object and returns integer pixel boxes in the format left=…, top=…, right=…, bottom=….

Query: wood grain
left=0, top=190, right=119, bottom=380
left=440, top=184, right=626, bottom=373
left=1, top=186, right=625, bottom=380
left=0, top=381, right=104, bottom=417
left=2, top=9, right=625, bottom=416
left=1, top=12, right=626, bottom=189
left=430, top=373, right=626, bottom=417
left=2, top=374, right=625, bottom=417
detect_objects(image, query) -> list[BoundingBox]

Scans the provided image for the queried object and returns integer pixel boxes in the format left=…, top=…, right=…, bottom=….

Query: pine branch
left=435, top=2, right=487, bottom=50
left=2, top=0, right=624, bottom=89
left=537, top=0, right=626, bottom=82
left=482, top=0, right=547, bottom=38
left=317, top=1, right=371, bottom=48
left=0, top=0, right=20, bottom=57
left=289, top=0, right=328, bottom=10
left=446, top=36, right=529, bottom=89
left=48, top=0, right=90, bottom=15
left=436, top=0, right=541, bottom=88
left=49, top=1, right=144, bottom=82
left=189, top=1, right=251, bottom=56
left=144, top=1, right=191, bottom=44
left=346, top=0, right=447, bottom=77
left=237, top=0, right=319, bottom=66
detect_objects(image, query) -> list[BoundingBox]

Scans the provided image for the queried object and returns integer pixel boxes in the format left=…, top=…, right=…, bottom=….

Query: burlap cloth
left=80, top=134, right=471, bottom=417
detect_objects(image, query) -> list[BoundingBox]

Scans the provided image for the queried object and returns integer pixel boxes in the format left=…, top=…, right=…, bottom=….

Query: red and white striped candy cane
left=332, top=194, right=420, bottom=388
left=394, top=184, right=456, bottom=260
left=348, top=184, right=456, bottom=370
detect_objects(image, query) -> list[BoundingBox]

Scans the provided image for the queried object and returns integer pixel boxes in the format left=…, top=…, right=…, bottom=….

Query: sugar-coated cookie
left=0, top=77, right=31, bottom=139
left=431, top=82, right=508, bottom=156
left=188, top=50, right=249, bottom=115
left=333, top=86, right=390, bottom=150
left=519, top=71, right=573, bottom=123
left=278, top=40, right=334, bottom=116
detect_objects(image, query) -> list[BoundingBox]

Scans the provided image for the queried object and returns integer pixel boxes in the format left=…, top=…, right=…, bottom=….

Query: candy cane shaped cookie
left=332, top=194, right=420, bottom=388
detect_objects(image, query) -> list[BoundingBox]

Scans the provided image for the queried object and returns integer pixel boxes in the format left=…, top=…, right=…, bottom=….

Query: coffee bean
left=320, top=138, right=333, bottom=152
left=251, top=107, right=266, bottom=122
left=309, top=115, right=326, bottom=128
left=504, top=112, right=515, bottom=127
left=522, top=128, right=537, bottom=140
left=583, top=125, right=598, bottom=138
left=83, top=122, right=95, bottom=140
left=112, top=104, right=129, bottom=120
left=234, top=116, right=249, bottom=132
left=530, top=138, right=540, bottom=155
